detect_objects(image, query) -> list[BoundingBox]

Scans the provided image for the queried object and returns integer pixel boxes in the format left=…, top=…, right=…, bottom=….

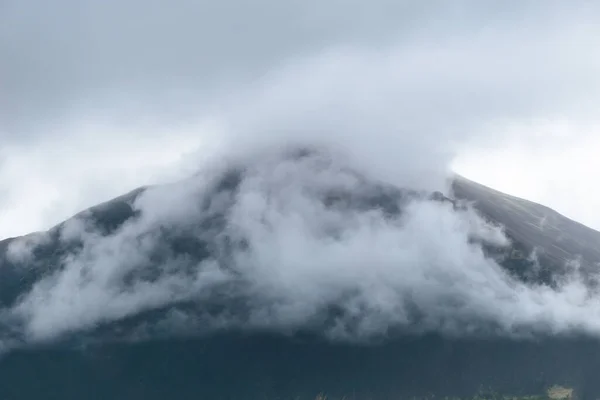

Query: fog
left=1, top=0, right=600, bottom=350
left=3, top=143, right=600, bottom=348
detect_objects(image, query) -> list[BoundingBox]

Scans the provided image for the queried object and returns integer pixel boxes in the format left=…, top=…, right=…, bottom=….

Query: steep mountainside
left=0, top=150, right=599, bottom=399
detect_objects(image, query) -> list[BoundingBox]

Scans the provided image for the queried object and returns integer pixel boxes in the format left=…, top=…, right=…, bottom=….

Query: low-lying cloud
left=2, top=0, right=600, bottom=352
left=2, top=146, right=600, bottom=349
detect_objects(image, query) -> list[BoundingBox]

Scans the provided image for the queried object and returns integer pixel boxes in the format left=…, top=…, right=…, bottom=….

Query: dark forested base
left=0, top=332, right=595, bottom=399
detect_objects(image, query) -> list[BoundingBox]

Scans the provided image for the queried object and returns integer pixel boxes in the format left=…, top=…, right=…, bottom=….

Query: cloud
left=2, top=147, right=600, bottom=348
left=5, top=232, right=51, bottom=263
left=2, top=1, right=600, bottom=351
left=0, top=118, right=213, bottom=239
left=2, top=0, right=599, bottom=133
left=2, top=1, right=600, bottom=237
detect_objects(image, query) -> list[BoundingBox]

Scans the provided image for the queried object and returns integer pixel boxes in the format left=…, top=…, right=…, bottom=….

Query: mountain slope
left=452, top=175, right=600, bottom=268
left=0, top=149, right=599, bottom=399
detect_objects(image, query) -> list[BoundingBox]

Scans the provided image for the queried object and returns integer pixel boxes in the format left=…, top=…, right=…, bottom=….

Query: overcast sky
left=1, top=0, right=600, bottom=239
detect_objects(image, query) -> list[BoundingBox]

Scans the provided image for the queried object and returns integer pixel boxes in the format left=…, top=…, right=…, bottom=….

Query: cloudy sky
left=1, top=0, right=600, bottom=239
left=4, top=0, right=600, bottom=347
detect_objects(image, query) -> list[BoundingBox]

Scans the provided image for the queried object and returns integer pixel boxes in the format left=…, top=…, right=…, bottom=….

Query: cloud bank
left=2, top=145, right=600, bottom=350
left=1, top=0, right=600, bottom=352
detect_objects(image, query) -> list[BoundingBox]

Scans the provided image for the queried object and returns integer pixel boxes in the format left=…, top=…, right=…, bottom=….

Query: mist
left=1, top=0, right=600, bottom=354
left=2, top=142, right=600, bottom=350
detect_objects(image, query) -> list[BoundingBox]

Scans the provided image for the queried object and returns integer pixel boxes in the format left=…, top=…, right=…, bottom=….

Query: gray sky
left=2, top=0, right=600, bottom=238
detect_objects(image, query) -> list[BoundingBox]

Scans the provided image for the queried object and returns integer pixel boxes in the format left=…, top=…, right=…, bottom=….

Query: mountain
left=452, top=175, right=600, bottom=270
left=0, top=148, right=599, bottom=399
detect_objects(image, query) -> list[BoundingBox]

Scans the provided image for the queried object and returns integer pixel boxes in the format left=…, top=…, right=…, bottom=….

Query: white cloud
left=2, top=1, right=600, bottom=236
left=5, top=232, right=51, bottom=263
left=0, top=117, right=217, bottom=238
left=5, top=147, right=600, bottom=347
left=1, top=0, right=600, bottom=350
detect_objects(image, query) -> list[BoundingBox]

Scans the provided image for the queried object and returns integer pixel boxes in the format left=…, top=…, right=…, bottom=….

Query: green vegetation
left=311, top=385, right=575, bottom=400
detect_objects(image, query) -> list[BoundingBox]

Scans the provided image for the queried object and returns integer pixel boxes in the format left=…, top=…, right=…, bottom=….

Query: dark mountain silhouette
left=0, top=150, right=599, bottom=399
